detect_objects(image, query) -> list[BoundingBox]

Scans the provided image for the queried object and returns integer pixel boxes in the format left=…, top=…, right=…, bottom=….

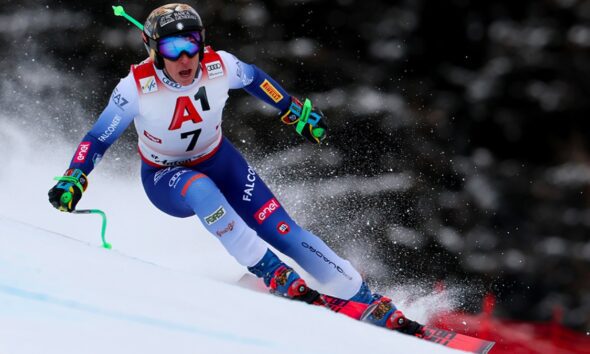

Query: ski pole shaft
left=72, top=209, right=112, bottom=249
left=112, top=5, right=144, bottom=30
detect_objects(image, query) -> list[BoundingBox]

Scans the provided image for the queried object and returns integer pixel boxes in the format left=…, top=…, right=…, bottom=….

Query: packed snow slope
left=0, top=124, right=460, bottom=353
left=0, top=217, right=461, bottom=354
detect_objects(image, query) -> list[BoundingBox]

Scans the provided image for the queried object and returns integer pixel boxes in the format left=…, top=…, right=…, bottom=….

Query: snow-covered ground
left=0, top=123, right=461, bottom=353
left=0, top=215, right=461, bottom=354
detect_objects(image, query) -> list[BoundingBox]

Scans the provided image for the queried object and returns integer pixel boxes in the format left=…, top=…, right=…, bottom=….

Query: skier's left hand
left=280, top=97, right=328, bottom=144
left=48, top=168, right=88, bottom=212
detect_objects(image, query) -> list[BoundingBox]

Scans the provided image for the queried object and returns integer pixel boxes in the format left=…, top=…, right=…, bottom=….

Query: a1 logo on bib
left=140, top=76, right=158, bottom=94
left=206, top=60, right=224, bottom=79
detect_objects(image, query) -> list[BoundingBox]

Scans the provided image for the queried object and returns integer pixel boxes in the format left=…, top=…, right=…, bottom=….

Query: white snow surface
left=0, top=124, right=460, bottom=353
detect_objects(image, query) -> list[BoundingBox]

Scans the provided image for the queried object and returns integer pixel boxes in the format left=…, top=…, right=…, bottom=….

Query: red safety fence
left=431, top=293, right=590, bottom=354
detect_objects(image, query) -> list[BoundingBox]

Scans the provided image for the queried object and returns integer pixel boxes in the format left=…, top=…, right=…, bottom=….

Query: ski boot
left=248, top=250, right=322, bottom=304
left=267, top=264, right=323, bottom=304
left=364, top=295, right=424, bottom=336
left=351, top=283, right=424, bottom=336
left=386, top=308, right=424, bottom=336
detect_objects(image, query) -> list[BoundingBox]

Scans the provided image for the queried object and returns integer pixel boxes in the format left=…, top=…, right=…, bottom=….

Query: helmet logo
left=143, top=4, right=204, bottom=69
left=159, top=14, right=175, bottom=27
left=158, top=10, right=198, bottom=27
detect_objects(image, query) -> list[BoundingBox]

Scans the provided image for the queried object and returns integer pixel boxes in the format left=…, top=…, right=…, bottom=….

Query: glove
left=280, top=97, right=328, bottom=144
left=48, top=168, right=88, bottom=212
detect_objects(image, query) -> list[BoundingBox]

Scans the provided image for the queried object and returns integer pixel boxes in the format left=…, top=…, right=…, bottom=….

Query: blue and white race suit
left=66, top=47, right=363, bottom=299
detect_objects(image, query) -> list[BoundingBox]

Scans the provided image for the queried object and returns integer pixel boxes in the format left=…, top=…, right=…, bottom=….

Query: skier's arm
left=48, top=74, right=138, bottom=212
left=68, top=74, right=138, bottom=175
left=219, top=51, right=328, bottom=144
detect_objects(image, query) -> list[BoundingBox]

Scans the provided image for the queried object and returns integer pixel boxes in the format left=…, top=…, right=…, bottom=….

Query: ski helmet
left=142, top=3, right=205, bottom=70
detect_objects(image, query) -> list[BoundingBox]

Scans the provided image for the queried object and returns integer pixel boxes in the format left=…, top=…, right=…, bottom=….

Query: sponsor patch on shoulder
left=111, top=88, right=129, bottom=110
left=206, top=60, right=224, bottom=79
left=139, top=76, right=158, bottom=94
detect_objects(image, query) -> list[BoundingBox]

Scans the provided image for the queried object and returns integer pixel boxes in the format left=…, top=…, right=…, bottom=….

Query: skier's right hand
left=48, top=168, right=88, bottom=212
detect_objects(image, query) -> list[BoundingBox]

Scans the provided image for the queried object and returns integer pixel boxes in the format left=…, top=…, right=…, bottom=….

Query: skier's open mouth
left=179, top=69, right=192, bottom=78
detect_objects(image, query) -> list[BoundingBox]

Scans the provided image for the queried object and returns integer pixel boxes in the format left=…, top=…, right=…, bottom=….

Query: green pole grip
left=296, top=99, right=313, bottom=135
left=53, top=176, right=84, bottom=195
left=60, top=192, right=72, bottom=205
left=112, top=5, right=144, bottom=31
left=312, top=127, right=325, bottom=139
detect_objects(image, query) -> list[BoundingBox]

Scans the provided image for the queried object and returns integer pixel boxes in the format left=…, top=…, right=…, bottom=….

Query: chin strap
left=162, top=68, right=175, bottom=82
left=194, top=65, right=201, bottom=82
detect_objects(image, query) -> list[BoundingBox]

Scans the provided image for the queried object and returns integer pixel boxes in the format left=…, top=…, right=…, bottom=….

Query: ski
left=239, top=274, right=495, bottom=354
left=317, top=293, right=494, bottom=354
left=420, top=326, right=495, bottom=354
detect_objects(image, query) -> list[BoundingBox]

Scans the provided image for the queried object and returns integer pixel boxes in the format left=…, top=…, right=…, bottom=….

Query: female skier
left=47, top=3, right=422, bottom=335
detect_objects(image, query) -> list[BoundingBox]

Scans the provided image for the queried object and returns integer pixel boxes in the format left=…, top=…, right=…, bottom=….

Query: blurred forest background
left=1, top=0, right=589, bottom=331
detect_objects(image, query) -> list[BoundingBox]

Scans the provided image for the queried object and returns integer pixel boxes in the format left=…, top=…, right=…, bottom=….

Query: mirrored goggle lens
left=157, top=32, right=201, bottom=60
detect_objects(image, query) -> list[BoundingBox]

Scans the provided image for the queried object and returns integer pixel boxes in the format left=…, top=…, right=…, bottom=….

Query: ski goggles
left=157, top=32, right=202, bottom=61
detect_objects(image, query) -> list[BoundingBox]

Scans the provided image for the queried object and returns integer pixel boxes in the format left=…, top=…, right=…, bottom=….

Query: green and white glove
left=280, top=97, right=328, bottom=144
left=48, top=168, right=88, bottom=212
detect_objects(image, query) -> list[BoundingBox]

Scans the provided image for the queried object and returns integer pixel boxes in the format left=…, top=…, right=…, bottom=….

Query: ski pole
left=296, top=98, right=326, bottom=140
left=54, top=176, right=112, bottom=249
left=72, top=209, right=112, bottom=250
left=112, top=5, right=144, bottom=30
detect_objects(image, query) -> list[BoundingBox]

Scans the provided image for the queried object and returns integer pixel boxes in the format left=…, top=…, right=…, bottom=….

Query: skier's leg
left=141, top=162, right=423, bottom=333
left=140, top=163, right=267, bottom=268
left=140, top=163, right=323, bottom=302
left=198, top=139, right=364, bottom=300
left=142, top=164, right=424, bottom=329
